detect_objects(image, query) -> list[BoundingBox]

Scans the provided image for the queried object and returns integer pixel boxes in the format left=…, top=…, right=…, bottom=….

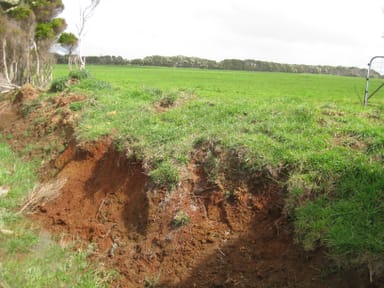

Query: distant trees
left=55, top=54, right=370, bottom=78
left=0, top=0, right=66, bottom=90
left=144, top=55, right=218, bottom=69
left=55, top=54, right=129, bottom=66
left=136, top=56, right=373, bottom=77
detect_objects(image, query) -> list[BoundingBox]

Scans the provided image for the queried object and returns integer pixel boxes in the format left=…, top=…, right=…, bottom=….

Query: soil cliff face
left=32, top=140, right=375, bottom=288
left=0, top=92, right=376, bottom=287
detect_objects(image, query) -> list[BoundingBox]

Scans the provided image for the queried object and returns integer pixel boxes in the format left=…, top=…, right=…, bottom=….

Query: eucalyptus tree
left=0, top=0, right=66, bottom=89
left=58, top=31, right=78, bottom=69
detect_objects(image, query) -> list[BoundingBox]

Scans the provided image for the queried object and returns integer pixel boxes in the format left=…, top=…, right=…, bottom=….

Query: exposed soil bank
left=32, top=141, right=375, bottom=287
left=0, top=91, right=378, bottom=287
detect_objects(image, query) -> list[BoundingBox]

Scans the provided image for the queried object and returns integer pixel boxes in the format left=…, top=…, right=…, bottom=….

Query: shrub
left=69, top=69, right=91, bottom=80
left=50, top=77, right=68, bottom=92
left=35, top=23, right=55, bottom=40
left=159, top=92, right=178, bottom=107
left=7, top=6, right=32, bottom=21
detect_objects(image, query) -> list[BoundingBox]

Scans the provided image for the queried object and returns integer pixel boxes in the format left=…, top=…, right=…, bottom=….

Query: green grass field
left=40, top=65, right=384, bottom=276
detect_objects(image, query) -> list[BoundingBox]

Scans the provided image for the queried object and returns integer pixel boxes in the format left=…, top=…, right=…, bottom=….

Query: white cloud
left=61, top=0, right=384, bottom=67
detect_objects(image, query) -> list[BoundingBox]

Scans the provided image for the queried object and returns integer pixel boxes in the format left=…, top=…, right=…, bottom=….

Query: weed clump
left=149, top=161, right=179, bottom=188
left=20, top=99, right=41, bottom=117
left=69, top=101, right=84, bottom=112
left=50, top=77, right=68, bottom=92
left=144, top=274, right=160, bottom=288
left=50, top=69, right=93, bottom=93
left=69, top=69, right=91, bottom=80
left=172, top=210, right=190, bottom=227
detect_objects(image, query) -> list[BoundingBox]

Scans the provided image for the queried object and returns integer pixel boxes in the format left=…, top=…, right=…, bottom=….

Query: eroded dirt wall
left=0, top=93, right=376, bottom=287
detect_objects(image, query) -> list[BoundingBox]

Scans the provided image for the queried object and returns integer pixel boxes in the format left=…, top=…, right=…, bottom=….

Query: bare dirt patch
left=153, top=90, right=196, bottom=113
left=31, top=142, right=375, bottom=287
left=13, top=84, right=40, bottom=103
left=0, top=101, right=19, bottom=130
left=0, top=90, right=85, bottom=178
left=0, top=94, right=378, bottom=287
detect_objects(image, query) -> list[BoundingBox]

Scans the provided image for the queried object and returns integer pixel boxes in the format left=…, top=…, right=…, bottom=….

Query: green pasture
left=52, top=65, right=384, bottom=275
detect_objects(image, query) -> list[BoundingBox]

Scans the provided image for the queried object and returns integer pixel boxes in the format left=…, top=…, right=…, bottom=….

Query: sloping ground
left=0, top=89, right=379, bottom=287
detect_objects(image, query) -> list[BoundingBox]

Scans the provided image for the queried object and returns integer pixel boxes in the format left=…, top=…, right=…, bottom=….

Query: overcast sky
left=60, top=0, right=384, bottom=68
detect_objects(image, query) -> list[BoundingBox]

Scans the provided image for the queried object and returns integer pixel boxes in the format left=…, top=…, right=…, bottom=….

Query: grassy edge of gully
left=64, top=65, right=384, bottom=280
left=0, top=138, right=114, bottom=286
left=0, top=64, right=383, bottom=285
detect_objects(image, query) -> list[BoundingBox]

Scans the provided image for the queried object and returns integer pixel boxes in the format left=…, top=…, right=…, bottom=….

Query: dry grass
left=19, top=178, right=67, bottom=213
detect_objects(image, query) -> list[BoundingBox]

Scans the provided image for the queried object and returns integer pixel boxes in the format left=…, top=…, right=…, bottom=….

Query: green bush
left=35, top=23, right=55, bottom=40
left=159, top=92, right=178, bottom=107
left=50, top=77, right=68, bottom=92
left=69, top=70, right=91, bottom=80
left=7, top=6, right=32, bottom=20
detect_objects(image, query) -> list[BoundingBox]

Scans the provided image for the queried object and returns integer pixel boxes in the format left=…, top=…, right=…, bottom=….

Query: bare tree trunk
left=9, top=62, right=13, bottom=82
left=76, top=0, right=101, bottom=70
left=2, top=39, right=10, bottom=84
left=32, top=40, right=41, bottom=86
left=10, top=49, right=18, bottom=83
left=1, top=39, right=19, bottom=93
left=77, top=39, right=86, bottom=71
left=68, top=55, right=80, bottom=71
left=13, top=61, right=18, bottom=82
left=68, top=54, right=72, bottom=70
left=26, top=44, right=31, bottom=83
left=80, top=55, right=86, bottom=70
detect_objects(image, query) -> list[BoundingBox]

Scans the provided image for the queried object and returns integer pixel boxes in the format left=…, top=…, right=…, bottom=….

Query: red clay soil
left=32, top=141, right=376, bottom=288
left=0, top=93, right=379, bottom=288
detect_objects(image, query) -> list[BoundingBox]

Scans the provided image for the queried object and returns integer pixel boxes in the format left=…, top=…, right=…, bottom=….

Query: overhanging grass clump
left=54, top=65, right=384, bottom=276
left=149, top=161, right=180, bottom=188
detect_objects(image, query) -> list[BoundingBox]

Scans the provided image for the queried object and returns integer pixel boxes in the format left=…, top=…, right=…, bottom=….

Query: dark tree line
left=56, top=54, right=128, bottom=66
left=55, top=54, right=374, bottom=78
